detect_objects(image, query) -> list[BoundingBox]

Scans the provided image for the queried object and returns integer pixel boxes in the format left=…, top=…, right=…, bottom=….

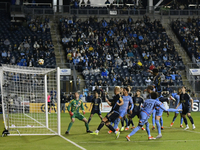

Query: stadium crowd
left=0, top=11, right=56, bottom=68
left=60, top=15, right=184, bottom=92
left=172, top=17, right=200, bottom=65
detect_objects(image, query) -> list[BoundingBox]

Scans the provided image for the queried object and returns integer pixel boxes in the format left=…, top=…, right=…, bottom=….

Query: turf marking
left=59, top=135, right=87, bottom=150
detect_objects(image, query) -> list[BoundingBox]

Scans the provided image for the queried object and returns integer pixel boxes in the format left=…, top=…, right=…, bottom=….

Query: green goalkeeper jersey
left=67, top=99, right=84, bottom=114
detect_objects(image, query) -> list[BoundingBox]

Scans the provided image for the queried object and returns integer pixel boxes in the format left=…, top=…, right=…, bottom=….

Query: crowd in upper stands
left=172, top=17, right=200, bottom=65
left=0, top=11, right=56, bottom=68
left=60, top=15, right=184, bottom=90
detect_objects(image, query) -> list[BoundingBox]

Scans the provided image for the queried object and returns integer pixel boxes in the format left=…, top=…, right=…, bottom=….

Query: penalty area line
left=59, top=135, right=87, bottom=150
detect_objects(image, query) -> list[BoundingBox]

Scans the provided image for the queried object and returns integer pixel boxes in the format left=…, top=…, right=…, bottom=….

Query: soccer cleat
left=156, top=134, right=162, bottom=139
left=169, top=96, right=176, bottom=101
left=141, top=127, right=146, bottom=131
left=131, top=126, right=135, bottom=129
left=148, top=136, right=156, bottom=140
left=180, top=124, right=183, bottom=128
left=90, top=132, right=98, bottom=135
left=65, top=131, right=69, bottom=134
left=121, top=127, right=125, bottom=131
left=125, top=127, right=129, bottom=131
left=116, top=127, right=119, bottom=131
left=193, top=125, right=196, bottom=130
left=184, top=125, right=189, bottom=130
left=116, top=131, right=120, bottom=139
left=161, top=126, right=164, bottom=130
left=170, top=122, right=174, bottom=127
left=108, top=130, right=113, bottom=134
left=126, top=135, right=130, bottom=141
left=87, top=130, right=93, bottom=133
left=152, top=126, right=155, bottom=130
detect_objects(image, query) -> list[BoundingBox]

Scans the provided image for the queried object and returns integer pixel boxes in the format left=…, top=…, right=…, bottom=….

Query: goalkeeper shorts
left=71, top=113, right=85, bottom=120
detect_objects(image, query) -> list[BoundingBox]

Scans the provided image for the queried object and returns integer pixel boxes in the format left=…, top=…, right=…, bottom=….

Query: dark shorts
left=91, top=108, right=101, bottom=115
left=106, top=111, right=119, bottom=122
left=130, top=111, right=140, bottom=119
left=182, top=105, right=191, bottom=115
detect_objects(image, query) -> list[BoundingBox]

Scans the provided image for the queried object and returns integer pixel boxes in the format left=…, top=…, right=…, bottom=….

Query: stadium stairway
left=50, top=20, right=67, bottom=67
left=162, top=22, right=193, bottom=91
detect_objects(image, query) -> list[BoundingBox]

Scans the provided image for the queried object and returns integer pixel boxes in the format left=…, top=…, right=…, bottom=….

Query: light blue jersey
left=141, top=99, right=167, bottom=116
left=119, top=95, right=134, bottom=112
left=175, top=95, right=180, bottom=107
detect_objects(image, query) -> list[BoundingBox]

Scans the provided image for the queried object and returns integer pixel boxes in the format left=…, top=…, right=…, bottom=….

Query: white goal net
left=0, top=65, right=60, bottom=136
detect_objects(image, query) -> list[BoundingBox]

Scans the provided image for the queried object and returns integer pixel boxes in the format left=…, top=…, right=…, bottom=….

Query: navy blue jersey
left=110, top=94, right=123, bottom=112
left=153, top=74, right=162, bottom=92
left=180, top=93, right=191, bottom=107
left=92, top=98, right=102, bottom=110
left=132, top=96, right=144, bottom=112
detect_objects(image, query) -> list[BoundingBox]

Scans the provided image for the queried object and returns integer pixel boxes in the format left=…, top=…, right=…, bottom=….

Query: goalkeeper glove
left=69, top=111, right=73, bottom=117
left=83, top=111, right=85, bottom=115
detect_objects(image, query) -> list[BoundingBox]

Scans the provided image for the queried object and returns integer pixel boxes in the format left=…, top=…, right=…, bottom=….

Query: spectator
left=4, top=39, right=10, bottom=46
left=33, top=41, right=40, bottom=49
left=101, top=69, right=108, bottom=78
left=170, top=72, right=177, bottom=81
left=149, top=63, right=155, bottom=70
left=86, top=92, right=93, bottom=102
left=166, top=84, right=173, bottom=94
left=145, top=77, right=151, bottom=86
left=81, top=0, right=85, bottom=7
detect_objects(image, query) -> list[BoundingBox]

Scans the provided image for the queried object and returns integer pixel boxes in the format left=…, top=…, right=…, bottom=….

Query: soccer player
left=112, top=87, right=134, bottom=132
left=126, top=89, right=145, bottom=131
left=170, top=88, right=184, bottom=128
left=88, top=91, right=103, bottom=124
left=65, top=92, right=92, bottom=134
left=90, top=86, right=123, bottom=138
left=126, top=92, right=181, bottom=141
left=176, top=86, right=195, bottom=130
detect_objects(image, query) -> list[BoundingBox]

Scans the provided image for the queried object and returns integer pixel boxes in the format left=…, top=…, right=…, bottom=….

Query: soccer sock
left=129, top=126, right=141, bottom=136
left=85, top=122, right=89, bottom=131
left=97, top=121, right=105, bottom=131
left=106, top=124, right=116, bottom=133
left=180, top=117, right=183, bottom=125
left=125, top=118, right=128, bottom=127
left=160, top=117, right=163, bottom=127
left=188, top=116, right=194, bottom=124
left=145, top=122, right=151, bottom=136
left=88, top=117, right=91, bottom=124
left=172, top=116, right=177, bottom=122
left=152, top=112, right=155, bottom=126
left=121, top=118, right=124, bottom=127
left=128, top=119, right=134, bottom=126
left=114, top=118, right=120, bottom=129
left=155, top=119, right=161, bottom=134
left=183, top=117, right=188, bottom=125
left=67, top=122, right=73, bottom=131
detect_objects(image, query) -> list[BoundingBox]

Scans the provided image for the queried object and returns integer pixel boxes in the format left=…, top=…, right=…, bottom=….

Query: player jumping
left=65, top=92, right=92, bottom=134
left=90, top=86, right=123, bottom=138
left=88, top=91, right=103, bottom=124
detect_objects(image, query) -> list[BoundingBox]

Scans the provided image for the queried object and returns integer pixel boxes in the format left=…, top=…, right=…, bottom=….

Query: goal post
left=1, top=65, right=61, bottom=136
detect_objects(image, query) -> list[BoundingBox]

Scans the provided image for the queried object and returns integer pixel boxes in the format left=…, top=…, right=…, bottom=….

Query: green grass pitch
left=1, top=112, right=200, bottom=150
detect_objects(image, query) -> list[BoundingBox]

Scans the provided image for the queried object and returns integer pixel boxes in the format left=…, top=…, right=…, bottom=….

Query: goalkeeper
left=65, top=92, right=93, bottom=134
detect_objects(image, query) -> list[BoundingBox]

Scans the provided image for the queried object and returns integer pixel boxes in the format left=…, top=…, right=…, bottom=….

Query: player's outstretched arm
left=117, top=97, right=124, bottom=106
left=105, top=98, right=112, bottom=106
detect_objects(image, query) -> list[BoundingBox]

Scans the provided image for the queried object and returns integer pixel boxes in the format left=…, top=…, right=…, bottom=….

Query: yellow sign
left=29, top=103, right=92, bottom=113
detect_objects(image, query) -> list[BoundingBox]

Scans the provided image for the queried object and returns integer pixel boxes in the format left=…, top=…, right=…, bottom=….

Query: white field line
left=59, top=135, right=87, bottom=150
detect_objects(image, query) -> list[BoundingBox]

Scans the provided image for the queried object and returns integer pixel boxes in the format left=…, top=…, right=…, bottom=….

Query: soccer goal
left=0, top=65, right=60, bottom=136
